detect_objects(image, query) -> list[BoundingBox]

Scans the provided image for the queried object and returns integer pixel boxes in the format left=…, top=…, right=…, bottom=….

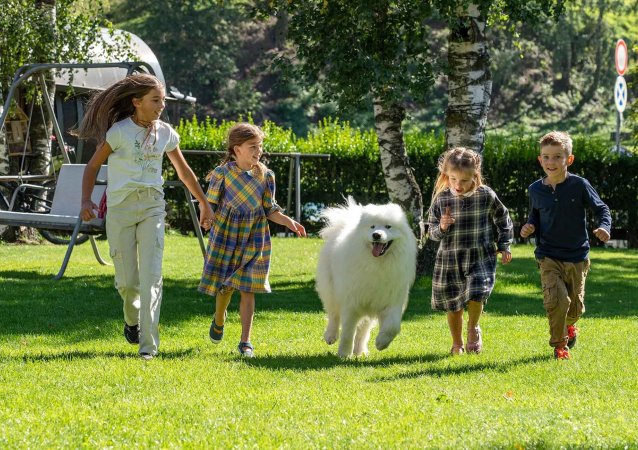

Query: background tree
left=260, top=0, right=439, bottom=243
left=486, top=0, right=631, bottom=133
left=104, top=0, right=637, bottom=138
left=438, top=0, right=566, bottom=152
left=108, top=0, right=263, bottom=120
left=0, top=0, right=129, bottom=241
left=0, top=0, right=128, bottom=174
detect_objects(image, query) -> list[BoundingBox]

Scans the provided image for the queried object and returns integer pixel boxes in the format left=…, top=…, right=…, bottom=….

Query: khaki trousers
left=106, top=188, right=166, bottom=356
left=538, top=256, right=590, bottom=348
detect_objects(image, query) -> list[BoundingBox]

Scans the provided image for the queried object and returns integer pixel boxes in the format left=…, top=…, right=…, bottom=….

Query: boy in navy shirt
left=520, top=131, right=611, bottom=359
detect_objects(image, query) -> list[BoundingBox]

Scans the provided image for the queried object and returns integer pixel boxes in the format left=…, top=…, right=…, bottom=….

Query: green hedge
left=164, top=117, right=638, bottom=247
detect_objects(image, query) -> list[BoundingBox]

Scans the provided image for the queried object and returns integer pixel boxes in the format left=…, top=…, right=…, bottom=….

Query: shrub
left=165, top=118, right=637, bottom=247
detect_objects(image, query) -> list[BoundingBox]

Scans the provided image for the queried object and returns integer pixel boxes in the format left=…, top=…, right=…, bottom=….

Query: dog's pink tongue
left=372, top=243, right=384, bottom=257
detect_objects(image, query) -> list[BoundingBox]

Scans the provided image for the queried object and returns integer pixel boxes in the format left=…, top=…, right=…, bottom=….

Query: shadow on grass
left=239, top=351, right=448, bottom=371
left=1, top=347, right=197, bottom=363
left=0, top=247, right=635, bottom=340
left=371, top=353, right=553, bottom=382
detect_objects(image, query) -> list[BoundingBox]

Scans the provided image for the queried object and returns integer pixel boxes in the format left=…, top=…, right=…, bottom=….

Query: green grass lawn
left=1, top=236, right=637, bottom=448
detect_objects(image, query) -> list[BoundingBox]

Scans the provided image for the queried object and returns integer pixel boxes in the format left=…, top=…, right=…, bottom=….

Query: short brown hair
left=539, top=131, right=573, bottom=155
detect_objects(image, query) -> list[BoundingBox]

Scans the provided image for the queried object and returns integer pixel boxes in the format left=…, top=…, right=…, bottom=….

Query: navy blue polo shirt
left=527, top=173, right=611, bottom=262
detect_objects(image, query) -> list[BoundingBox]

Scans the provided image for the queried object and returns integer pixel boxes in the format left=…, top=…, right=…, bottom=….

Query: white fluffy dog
left=315, top=197, right=417, bottom=358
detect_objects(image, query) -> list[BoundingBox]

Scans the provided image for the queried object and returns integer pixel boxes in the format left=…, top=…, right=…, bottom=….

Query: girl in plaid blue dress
left=199, top=123, right=306, bottom=357
left=427, top=148, right=513, bottom=355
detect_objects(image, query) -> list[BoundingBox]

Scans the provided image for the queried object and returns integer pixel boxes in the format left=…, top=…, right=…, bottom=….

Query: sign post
left=614, top=39, right=629, bottom=153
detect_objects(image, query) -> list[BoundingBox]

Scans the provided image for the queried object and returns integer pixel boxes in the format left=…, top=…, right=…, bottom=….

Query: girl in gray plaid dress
left=427, top=148, right=513, bottom=355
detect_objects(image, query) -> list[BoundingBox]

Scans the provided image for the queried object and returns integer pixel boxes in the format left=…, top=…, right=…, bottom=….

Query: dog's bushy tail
left=319, top=196, right=361, bottom=241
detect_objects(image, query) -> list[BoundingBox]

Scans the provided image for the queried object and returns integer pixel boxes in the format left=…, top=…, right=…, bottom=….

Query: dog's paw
left=375, top=333, right=394, bottom=351
left=324, top=330, right=338, bottom=345
left=337, top=350, right=353, bottom=358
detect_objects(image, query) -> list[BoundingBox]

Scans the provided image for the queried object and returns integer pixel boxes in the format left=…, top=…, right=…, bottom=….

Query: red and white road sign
left=615, top=39, right=628, bottom=76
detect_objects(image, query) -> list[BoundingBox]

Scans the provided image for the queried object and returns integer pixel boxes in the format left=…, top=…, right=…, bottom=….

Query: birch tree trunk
left=373, top=98, right=425, bottom=242
left=1, top=57, right=13, bottom=240
left=445, top=3, right=491, bottom=152
left=0, top=89, right=8, bottom=176
left=29, top=81, right=55, bottom=177
left=30, top=0, right=57, bottom=176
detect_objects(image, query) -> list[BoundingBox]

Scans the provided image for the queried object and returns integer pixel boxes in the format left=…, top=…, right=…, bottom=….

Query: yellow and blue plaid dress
left=199, top=162, right=282, bottom=296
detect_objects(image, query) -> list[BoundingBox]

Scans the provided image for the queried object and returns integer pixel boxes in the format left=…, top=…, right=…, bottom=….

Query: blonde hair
left=539, top=131, right=573, bottom=155
left=431, top=147, right=483, bottom=201
left=206, top=123, right=267, bottom=180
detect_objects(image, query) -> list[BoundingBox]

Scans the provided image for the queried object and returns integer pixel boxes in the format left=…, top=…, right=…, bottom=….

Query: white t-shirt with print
left=105, top=117, right=179, bottom=207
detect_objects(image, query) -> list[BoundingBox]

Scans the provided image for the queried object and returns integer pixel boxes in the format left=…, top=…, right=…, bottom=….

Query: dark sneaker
left=124, top=323, right=139, bottom=344
left=567, top=325, right=578, bottom=349
left=554, top=346, right=570, bottom=360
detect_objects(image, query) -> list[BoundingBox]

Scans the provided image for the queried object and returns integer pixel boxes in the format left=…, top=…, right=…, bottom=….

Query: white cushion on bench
left=0, top=164, right=107, bottom=233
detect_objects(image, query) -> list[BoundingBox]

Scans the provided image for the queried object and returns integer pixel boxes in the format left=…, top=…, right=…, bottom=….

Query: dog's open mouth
left=372, top=240, right=393, bottom=257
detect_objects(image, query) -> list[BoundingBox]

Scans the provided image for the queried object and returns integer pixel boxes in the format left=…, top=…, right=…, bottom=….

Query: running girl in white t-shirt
left=75, top=73, right=214, bottom=360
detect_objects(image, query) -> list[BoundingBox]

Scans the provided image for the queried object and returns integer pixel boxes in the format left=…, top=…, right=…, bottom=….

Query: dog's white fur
left=315, top=197, right=417, bottom=358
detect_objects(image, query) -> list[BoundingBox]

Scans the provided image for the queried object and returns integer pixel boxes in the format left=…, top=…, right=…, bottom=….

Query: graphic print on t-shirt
left=133, top=126, right=162, bottom=173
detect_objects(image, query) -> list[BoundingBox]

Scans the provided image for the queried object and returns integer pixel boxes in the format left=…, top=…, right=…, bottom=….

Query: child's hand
left=80, top=200, right=98, bottom=221
left=593, top=228, right=610, bottom=243
left=199, top=203, right=214, bottom=230
left=440, top=207, right=455, bottom=231
left=498, top=250, right=512, bottom=265
left=520, top=223, right=535, bottom=238
left=289, top=220, right=306, bottom=237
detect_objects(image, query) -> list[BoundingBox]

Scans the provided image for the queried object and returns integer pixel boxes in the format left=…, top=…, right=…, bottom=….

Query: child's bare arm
left=267, top=210, right=306, bottom=237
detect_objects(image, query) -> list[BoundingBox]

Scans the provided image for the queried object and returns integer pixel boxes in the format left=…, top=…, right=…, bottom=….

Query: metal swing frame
left=0, top=62, right=206, bottom=278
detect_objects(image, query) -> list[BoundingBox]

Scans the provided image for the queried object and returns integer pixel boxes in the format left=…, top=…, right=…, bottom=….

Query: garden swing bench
left=0, top=62, right=206, bottom=279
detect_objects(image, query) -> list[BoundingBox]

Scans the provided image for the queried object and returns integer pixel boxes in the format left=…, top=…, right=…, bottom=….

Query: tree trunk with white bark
left=372, top=98, right=425, bottom=242
left=30, top=0, right=57, bottom=176
left=445, top=3, right=491, bottom=153
left=0, top=92, right=8, bottom=177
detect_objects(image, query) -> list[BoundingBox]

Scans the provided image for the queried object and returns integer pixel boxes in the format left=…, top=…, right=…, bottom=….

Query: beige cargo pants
left=106, top=188, right=166, bottom=356
left=538, top=256, right=590, bottom=348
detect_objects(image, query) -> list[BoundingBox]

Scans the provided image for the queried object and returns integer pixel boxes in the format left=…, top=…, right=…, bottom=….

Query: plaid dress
left=199, top=162, right=282, bottom=296
left=427, top=185, right=513, bottom=312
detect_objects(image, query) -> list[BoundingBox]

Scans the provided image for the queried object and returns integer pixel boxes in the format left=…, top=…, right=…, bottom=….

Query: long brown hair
left=206, top=123, right=267, bottom=180
left=431, top=147, right=483, bottom=201
left=71, top=73, right=164, bottom=144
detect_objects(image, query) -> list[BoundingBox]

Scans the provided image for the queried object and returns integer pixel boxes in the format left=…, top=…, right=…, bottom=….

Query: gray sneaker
left=238, top=341, right=255, bottom=358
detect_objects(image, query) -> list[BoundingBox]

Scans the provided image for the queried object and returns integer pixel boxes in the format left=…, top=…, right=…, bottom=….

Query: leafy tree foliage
left=260, top=1, right=436, bottom=110
left=0, top=0, right=127, bottom=95
left=486, top=0, right=634, bottom=133
left=108, top=0, right=262, bottom=119
left=104, top=0, right=637, bottom=140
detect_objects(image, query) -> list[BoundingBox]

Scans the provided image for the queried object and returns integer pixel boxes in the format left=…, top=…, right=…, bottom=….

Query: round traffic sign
left=615, top=39, right=628, bottom=75
left=614, top=76, right=627, bottom=113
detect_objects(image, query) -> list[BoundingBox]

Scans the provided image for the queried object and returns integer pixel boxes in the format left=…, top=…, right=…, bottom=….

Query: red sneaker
left=567, top=325, right=579, bottom=349
left=554, top=346, right=570, bottom=360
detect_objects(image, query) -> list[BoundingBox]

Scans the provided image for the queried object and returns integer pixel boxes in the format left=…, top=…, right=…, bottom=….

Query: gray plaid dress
left=427, top=185, right=513, bottom=312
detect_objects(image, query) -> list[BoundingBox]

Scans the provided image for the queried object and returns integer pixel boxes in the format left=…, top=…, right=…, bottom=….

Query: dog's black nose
left=372, top=232, right=381, bottom=240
